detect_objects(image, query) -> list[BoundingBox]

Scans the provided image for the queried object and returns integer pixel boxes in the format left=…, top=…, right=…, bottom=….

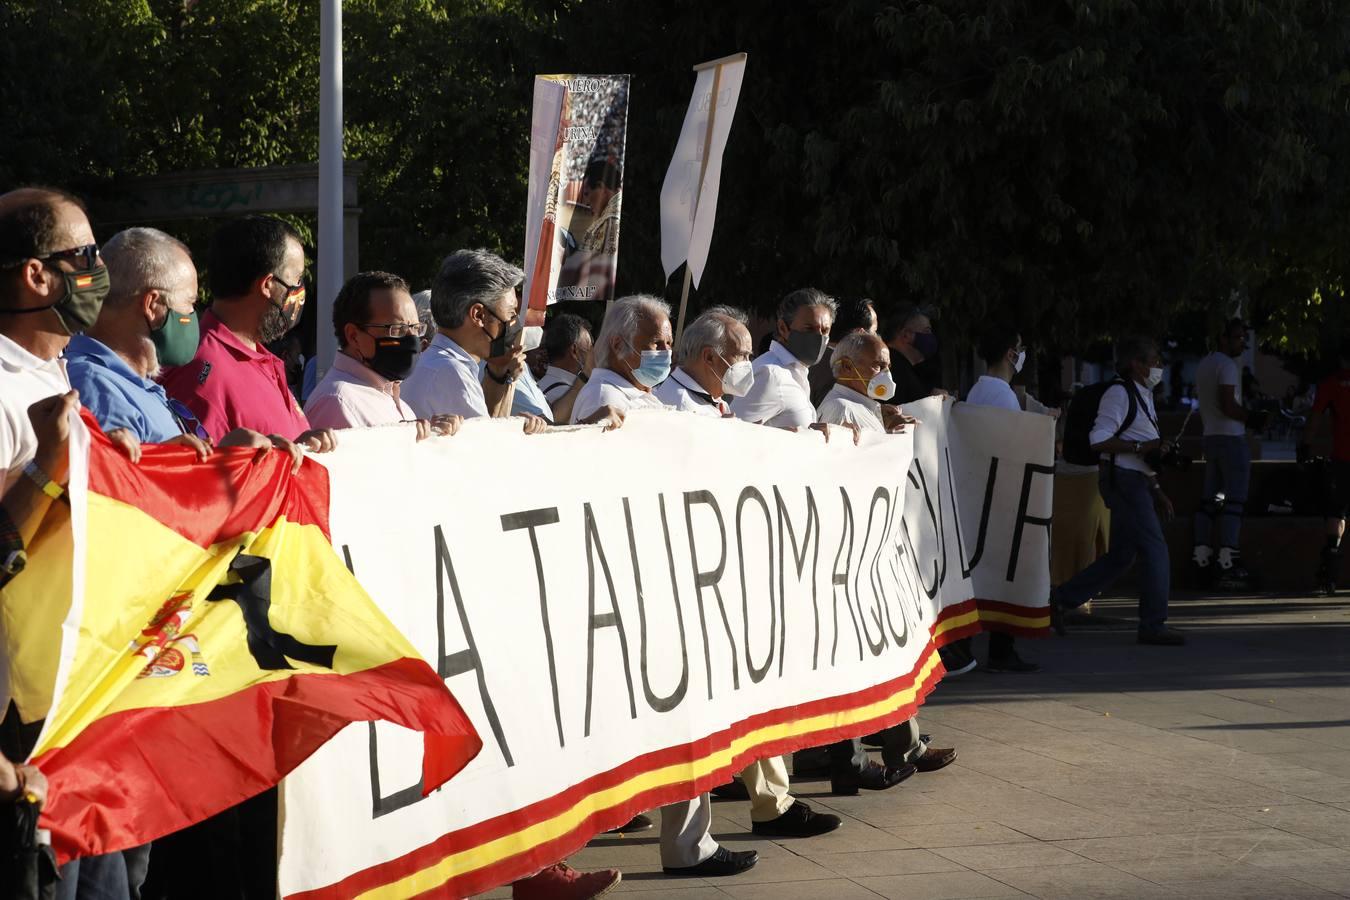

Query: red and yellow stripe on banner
left=11, top=416, right=481, bottom=863
left=934, top=598, right=1051, bottom=644
left=289, top=642, right=949, bottom=900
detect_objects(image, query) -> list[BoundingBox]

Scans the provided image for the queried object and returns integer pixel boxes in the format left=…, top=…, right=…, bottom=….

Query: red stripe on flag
left=935, top=598, right=1050, bottom=642
left=34, top=657, right=480, bottom=864
left=80, top=410, right=332, bottom=546
left=287, top=643, right=946, bottom=900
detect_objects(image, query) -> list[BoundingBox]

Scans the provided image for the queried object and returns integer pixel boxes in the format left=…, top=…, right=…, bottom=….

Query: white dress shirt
left=1091, top=379, right=1160, bottom=474
left=0, top=333, right=70, bottom=490
left=538, top=365, right=579, bottom=405
left=730, top=340, right=816, bottom=428
left=816, top=382, right=885, bottom=432
left=966, top=375, right=1021, bottom=412
left=653, top=368, right=726, bottom=417
left=303, top=351, right=416, bottom=430
left=401, top=332, right=489, bottom=419
left=571, top=367, right=666, bottom=423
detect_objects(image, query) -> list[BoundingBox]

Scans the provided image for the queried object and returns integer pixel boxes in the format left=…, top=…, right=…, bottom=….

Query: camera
left=1144, top=441, right=1192, bottom=472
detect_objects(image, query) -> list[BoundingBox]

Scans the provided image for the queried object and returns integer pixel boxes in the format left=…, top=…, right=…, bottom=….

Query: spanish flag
left=2, top=413, right=481, bottom=863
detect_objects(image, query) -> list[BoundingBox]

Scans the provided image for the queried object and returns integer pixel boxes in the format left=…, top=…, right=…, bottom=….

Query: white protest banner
left=661, top=53, right=747, bottom=289
left=522, top=74, right=630, bottom=323
left=279, top=402, right=1053, bottom=899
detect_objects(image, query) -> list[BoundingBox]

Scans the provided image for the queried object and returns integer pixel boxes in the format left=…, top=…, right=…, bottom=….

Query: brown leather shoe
left=913, top=747, right=957, bottom=772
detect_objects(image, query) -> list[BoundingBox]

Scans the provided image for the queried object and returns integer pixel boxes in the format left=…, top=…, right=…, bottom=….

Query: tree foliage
left=2, top=0, right=1347, bottom=356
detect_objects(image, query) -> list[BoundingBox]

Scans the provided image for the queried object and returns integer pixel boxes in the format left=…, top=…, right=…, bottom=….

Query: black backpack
left=1062, top=378, right=1138, bottom=466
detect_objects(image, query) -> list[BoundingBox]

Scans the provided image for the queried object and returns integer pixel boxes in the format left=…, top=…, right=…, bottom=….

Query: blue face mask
left=631, top=348, right=672, bottom=387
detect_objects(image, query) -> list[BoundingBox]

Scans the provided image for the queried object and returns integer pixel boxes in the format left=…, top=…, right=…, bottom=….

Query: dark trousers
left=1057, top=468, right=1170, bottom=632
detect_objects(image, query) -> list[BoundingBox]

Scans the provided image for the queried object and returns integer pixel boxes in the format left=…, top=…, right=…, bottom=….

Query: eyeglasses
left=167, top=398, right=211, bottom=442
left=361, top=322, right=427, bottom=339
left=270, top=273, right=305, bottom=297
left=41, top=243, right=102, bottom=271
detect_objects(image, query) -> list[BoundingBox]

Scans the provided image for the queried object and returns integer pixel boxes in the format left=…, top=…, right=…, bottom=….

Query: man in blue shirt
left=68, top=227, right=304, bottom=468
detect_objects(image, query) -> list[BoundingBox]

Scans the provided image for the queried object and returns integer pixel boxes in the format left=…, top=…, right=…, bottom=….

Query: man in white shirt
left=731, top=288, right=835, bottom=429
left=1192, top=318, right=1255, bottom=590
left=965, top=324, right=1041, bottom=673
left=538, top=312, right=593, bottom=425
left=401, top=249, right=546, bottom=433
left=1052, top=336, right=1184, bottom=646
left=305, top=271, right=460, bottom=439
left=653, top=306, right=846, bottom=841
left=566, top=297, right=758, bottom=880
left=570, top=295, right=671, bottom=424
left=816, top=332, right=903, bottom=433
left=654, top=305, right=752, bottom=416
left=814, top=332, right=958, bottom=791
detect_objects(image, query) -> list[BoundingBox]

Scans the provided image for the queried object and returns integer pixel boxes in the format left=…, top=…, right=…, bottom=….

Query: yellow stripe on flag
left=356, top=651, right=943, bottom=899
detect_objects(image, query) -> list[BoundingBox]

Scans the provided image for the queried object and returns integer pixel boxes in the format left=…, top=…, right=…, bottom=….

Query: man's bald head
left=0, top=188, right=90, bottom=265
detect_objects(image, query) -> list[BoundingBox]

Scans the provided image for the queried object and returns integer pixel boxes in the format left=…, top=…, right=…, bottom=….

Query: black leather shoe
left=663, top=846, right=758, bottom=877
left=1138, top=627, right=1186, bottom=646
left=751, top=800, right=843, bottom=837
left=986, top=651, right=1040, bottom=673
left=711, top=780, right=750, bottom=801
left=830, top=760, right=915, bottom=795
left=913, top=747, right=958, bottom=772
left=605, top=813, right=653, bottom=834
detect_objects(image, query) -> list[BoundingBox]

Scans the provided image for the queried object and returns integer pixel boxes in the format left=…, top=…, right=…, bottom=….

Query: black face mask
left=483, top=307, right=521, bottom=359
left=784, top=329, right=828, bottom=365
left=364, top=334, right=420, bottom=382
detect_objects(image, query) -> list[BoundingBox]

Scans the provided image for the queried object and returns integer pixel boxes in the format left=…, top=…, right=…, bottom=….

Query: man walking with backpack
left=1053, top=336, right=1186, bottom=646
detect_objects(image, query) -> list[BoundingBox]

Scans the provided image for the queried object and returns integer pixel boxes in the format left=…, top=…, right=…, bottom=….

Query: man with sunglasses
left=160, top=215, right=336, bottom=453
left=305, top=270, right=461, bottom=438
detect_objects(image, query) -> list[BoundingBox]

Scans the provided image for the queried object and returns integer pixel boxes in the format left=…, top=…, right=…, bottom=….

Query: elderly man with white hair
left=817, top=331, right=904, bottom=433
left=570, top=294, right=673, bottom=424
left=570, top=296, right=759, bottom=880
left=815, top=331, right=959, bottom=792
left=657, top=306, right=844, bottom=841
left=653, top=304, right=753, bottom=414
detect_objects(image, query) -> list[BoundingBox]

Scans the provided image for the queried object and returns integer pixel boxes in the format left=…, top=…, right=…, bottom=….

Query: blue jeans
left=1057, top=468, right=1170, bottom=632
left=1193, top=434, right=1250, bottom=550
left=57, top=844, right=149, bottom=900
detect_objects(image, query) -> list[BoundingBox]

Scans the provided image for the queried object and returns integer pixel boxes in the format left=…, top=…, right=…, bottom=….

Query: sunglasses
left=41, top=243, right=102, bottom=271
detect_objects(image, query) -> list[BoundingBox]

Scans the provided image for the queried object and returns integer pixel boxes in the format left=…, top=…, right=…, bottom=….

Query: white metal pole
left=316, top=0, right=343, bottom=380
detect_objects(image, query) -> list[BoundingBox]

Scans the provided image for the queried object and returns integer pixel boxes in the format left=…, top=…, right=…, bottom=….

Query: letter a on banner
left=662, top=53, right=747, bottom=340
left=522, top=74, right=631, bottom=324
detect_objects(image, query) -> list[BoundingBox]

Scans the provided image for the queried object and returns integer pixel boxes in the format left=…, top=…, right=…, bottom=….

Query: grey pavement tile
left=779, top=818, right=918, bottom=854
left=1273, top=752, right=1350, bottom=779
left=853, top=870, right=1033, bottom=900
left=1231, top=847, right=1350, bottom=871
left=807, top=847, right=969, bottom=878
left=1288, top=867, right=1350, bottom=895
left=1162, top=873, right=1344, bottom=899
left=1178, top=725, right=1340, bottom=755
left=979, top=860, right=1169, bottom=899
left=718, top=879, right=884, bottom=900
left=883, top=822, right=1037, bottom=848
left=1103, top=853, right=1275, bottom=884
left=611, top=875, right=732, bottom=895
left=1228, top=801, right=1350, bottom=847
left=1052, top=830, right=1306, bottom=863
left=930, top=841, right=1086, bottom=870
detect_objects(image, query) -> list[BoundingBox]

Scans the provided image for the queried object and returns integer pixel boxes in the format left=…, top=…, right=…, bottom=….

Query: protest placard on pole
left=661, top=53, right=747, bottom=341
left=522, top=75, right=631, bottom=325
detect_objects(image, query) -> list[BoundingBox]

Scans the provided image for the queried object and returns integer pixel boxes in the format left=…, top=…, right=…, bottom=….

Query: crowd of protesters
left=1, top=187, right=1344, bottom=899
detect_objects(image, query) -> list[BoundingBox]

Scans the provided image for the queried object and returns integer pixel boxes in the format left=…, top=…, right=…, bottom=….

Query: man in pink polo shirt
left=161, top=215, right=334, bottom=451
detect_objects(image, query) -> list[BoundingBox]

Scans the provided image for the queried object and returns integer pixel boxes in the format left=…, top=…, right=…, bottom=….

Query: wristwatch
left=484, top=365, right=515, bottom=386
left=1132, top=440, right=1142, bottom=454
left=22, top=460, right=63, bottom=500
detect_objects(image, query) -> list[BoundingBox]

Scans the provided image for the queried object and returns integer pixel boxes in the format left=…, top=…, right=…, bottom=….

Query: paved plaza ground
left=484, top=588, right=1350, bottom=899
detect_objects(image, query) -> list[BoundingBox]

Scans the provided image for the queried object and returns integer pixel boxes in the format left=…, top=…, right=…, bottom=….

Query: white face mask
left=1013, top=350, right=1026, bottom=374
left=867, top=370, right=897, bottom=401
left=1145, top=366, right=1164, bottom=389
left=721, top=359, right=755, bottom=397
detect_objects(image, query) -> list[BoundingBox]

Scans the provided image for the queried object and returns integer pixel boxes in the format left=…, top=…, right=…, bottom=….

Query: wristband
left=23, top=460, right=63, bottom=500
left=484, top=365, right=513, bottom=385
